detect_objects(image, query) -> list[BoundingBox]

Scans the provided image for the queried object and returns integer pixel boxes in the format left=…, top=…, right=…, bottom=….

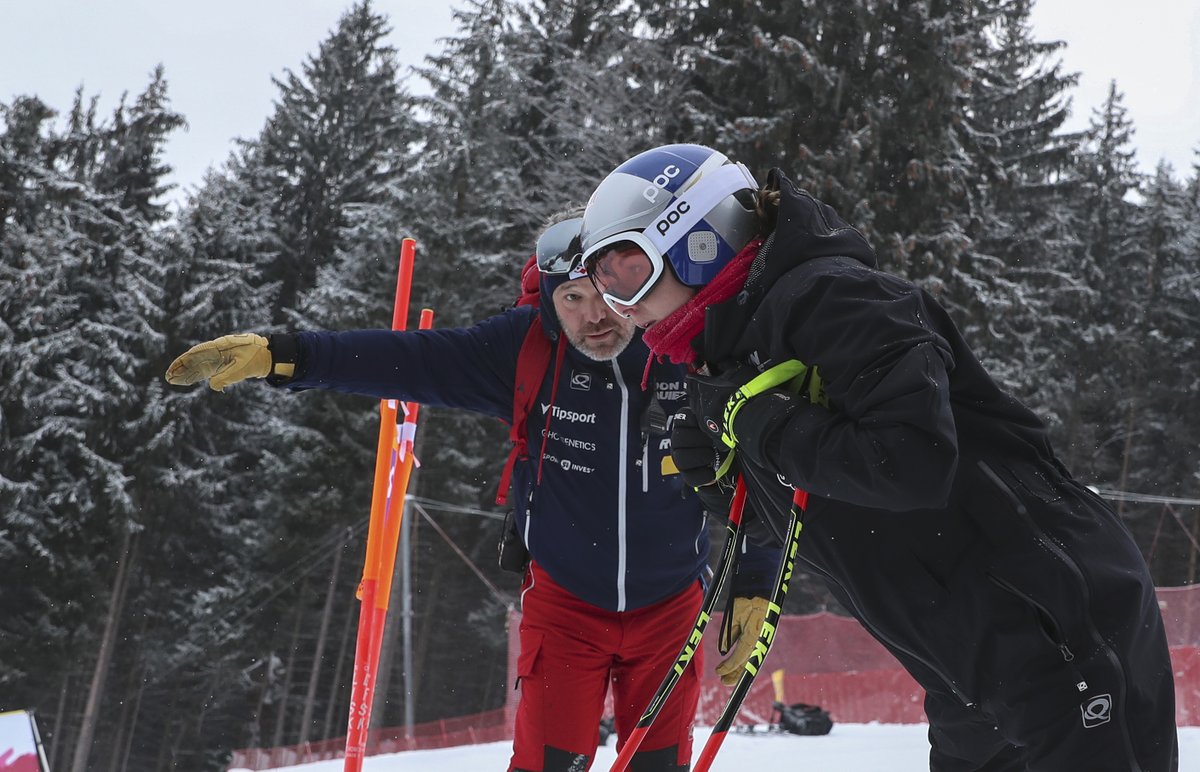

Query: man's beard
left=567, top=324, right=635, bottom=362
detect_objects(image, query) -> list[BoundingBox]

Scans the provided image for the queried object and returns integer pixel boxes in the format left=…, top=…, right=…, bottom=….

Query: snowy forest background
left=2, top=0, right=1198, bottom=769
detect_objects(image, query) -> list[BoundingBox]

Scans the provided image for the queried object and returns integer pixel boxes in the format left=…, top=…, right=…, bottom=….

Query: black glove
left=689, top=367, right=802, bottom=465
left=670, top=408, right=736, bottom=514
left=687, top=371, right=754, bottom=448
left=731, top=389, right=800, bottom=465
left=670, top=408, right=728, bottom=488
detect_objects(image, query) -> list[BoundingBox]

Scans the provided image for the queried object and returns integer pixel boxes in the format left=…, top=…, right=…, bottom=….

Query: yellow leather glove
left=715, top=596, right=770, bottom=686
left=164, top=333, right=284, bottom=392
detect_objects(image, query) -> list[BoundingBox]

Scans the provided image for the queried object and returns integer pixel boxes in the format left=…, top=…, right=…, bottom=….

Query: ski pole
left=693, top=488, right=807, bottom=772
left=609, top=478, right=748, bottom=772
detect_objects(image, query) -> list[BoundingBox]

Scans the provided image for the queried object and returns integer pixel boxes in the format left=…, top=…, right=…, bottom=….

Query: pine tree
left=255, top=0, right=416, bottom=322
left=201, top=1, right=423, bottom=746
left=504, top=0, right=657, bottom=220
left=0, top=93, right=75, bottom=705
left=0, top=71, right=187, bottom=769
left=134, top=3, right=429, bottom=755
left=368, top=0, right=534, bottom=726
left=65, top=69, right=187, bottom=772
left=631, top=0, right=862, bottom=185
left=958, top=0, right=1085, bottom=412
left=137, top=157, right=285, bottom=765
left=247, top=0, right=420, bottom=553
left=1061, top=81, right=1143, bottom=480
left=635, top=1, right=997, bottom=305
left=354, top=0, right=666, bottom=723
left=1117, top=164, right=1200, bottom=582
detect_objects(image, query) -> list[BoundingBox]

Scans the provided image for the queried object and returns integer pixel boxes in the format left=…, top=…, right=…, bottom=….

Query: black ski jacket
left=694, top=170, right=1173, bottom=757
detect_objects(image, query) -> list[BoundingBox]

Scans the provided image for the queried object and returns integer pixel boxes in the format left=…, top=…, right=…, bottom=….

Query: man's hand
left=165, top=333, right=273, bottom=392
left=716, top=596, right=771, bottom=686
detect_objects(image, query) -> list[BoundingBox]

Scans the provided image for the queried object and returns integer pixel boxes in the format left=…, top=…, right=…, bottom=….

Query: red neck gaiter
left=642, top=238, right=763, bottom=369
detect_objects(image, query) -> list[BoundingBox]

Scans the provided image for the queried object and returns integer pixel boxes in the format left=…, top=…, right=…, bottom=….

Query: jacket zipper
left=988, top=573, right=1089, bottom=693
left=642, top=441, right=649, bottom=493
left=612, top=359, right=630, bottom=612
left=977, top=461, right=1141, bottom=766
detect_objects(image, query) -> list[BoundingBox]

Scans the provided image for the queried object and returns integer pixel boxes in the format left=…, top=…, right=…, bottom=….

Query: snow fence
left=227, top=583, right=1200, bottom=770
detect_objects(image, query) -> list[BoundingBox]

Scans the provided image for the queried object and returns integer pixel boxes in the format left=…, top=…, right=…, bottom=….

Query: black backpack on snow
left=772, top=701, right=834, bottom=736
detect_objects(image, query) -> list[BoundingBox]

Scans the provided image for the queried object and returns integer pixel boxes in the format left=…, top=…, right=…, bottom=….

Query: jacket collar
left=701, top=170, right=877, bottom=366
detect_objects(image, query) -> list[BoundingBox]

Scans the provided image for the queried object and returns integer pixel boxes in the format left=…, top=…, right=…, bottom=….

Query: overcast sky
left=2, top=0, right=1198, bottom=204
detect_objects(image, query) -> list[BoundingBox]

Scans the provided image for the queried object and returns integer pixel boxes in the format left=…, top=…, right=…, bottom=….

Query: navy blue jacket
left=281, top=302, right=776, bottom=612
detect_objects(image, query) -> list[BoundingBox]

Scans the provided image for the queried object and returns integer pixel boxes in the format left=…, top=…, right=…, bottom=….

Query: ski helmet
left=580, top=144, right=759, bottom=310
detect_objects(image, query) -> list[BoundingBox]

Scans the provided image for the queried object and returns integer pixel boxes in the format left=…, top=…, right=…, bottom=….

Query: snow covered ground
left=245, top=723, right=1200, bottom=771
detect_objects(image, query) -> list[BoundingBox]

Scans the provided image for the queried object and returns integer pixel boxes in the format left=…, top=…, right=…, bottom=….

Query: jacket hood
left=537, top=271, right=565, bottom=337
left=751, top=168, right=877, bottom=290
left=700, top=170, right=877, bottom=366
left=536, top=266, right=592, bottom=338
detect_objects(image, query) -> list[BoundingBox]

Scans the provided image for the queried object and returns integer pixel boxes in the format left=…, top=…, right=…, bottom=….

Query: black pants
left=923, top=482, right=1178, bottom=771
left=925, top=669, right=1176, bottom=772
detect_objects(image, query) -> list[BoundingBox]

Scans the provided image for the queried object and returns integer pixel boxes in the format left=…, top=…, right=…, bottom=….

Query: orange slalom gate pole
left=376, top=307, right=432, bottom=608
left=344, top=240, right=430, bottom=771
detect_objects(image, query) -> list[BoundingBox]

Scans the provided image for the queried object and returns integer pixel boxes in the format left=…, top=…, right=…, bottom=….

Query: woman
left=578, top=143, right=1178, bottom=771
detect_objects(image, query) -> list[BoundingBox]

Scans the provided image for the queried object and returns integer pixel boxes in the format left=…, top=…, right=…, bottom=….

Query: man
left=575, top=144, right=1178, bottom=771
left=165, top=217, right=779, bottom=772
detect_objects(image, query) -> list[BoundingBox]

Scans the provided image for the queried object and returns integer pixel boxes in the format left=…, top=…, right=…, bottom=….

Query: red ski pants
left=508, top=562, right=703, bottom=772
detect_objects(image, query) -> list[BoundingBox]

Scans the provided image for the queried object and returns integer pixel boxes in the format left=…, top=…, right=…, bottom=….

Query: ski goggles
left=534, top=217, right=585, bottom=277
left=584, top=233, right=664, bottom=308
left=582, top=162, right=757, bottom=309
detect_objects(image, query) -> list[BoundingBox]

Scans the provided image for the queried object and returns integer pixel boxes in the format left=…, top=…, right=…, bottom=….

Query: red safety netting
left=227, top=708, right=510, bottom=770
left=501, top=582, right=1200, bottom=728
left=226, top=584, right=1200, bottom=769
left=1156, top=585, right=1200, bottom=647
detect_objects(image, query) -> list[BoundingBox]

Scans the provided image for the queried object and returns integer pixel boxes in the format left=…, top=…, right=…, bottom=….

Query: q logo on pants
left=1081, top=694, right=1113, bottom=728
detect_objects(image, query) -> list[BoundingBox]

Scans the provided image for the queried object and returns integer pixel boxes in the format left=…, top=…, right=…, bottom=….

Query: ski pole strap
left=713, top=447, right=737, bottom=481
left=720, top=359, right=809, bottom=447
left=707, top=358, right=810, bottom=478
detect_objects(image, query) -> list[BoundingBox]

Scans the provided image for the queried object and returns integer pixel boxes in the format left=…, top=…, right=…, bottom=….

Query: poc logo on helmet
left=1080, top=694, right=1112, bottom=728
left=655, top=199, right=692, bottom=235
left=642, top=164, right=681, bottom=203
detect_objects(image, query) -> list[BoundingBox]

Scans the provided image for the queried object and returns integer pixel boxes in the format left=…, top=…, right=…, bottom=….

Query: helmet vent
left=688, top=231, right=719, bottom=263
